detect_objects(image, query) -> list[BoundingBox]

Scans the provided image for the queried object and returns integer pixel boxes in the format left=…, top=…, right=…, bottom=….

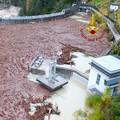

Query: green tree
left=19, top=0, right=77, bottom=16
left=73, top=88, right=113, bottom=120
left=110, top=94, right=120, bottom=120
left=87, top=88, right=112, bottom=120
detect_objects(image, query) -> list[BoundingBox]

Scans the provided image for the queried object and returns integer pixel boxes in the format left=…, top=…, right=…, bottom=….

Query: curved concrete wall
left=0, top=5, right=78, bottom=24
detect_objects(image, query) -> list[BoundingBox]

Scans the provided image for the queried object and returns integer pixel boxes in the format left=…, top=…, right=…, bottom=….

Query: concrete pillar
left=48, top=59, right=57, bottom=82
left=53, top=59, right=56, bottom=77
left=49, top=61, right=53, bottom=81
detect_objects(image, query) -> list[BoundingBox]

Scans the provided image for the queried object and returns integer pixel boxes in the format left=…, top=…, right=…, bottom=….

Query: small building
left=110, top=3, right=119, bottom=12
left=88, top=55, right=120, bottom=96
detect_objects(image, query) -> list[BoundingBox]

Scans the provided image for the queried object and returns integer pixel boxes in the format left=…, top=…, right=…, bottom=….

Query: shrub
left=115, top=23, right=120, bottom=34
left=107, top=31, right=114, bottom=42
left=111, top=41, right=120, bottom=56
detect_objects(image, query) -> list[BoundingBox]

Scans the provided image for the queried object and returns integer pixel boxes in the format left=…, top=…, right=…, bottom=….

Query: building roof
left=91, top=55, right=120, bottom=76
left=110, top=4, right=119, bottom=11
left=111, top=3, right=120, bottom=6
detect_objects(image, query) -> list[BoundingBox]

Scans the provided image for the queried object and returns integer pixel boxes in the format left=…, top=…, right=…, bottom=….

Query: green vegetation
left=73, top=109, right=87, bottom=120
left=87, top=0, right=120, bottom=33
left=87, top=0, right=101, bottom=7
left=2, top=0, right=78, bottom=15
left=92, top=12, right=112, bottom=41
left=11, top=0, right=77, bottom=16
left=88, top=0, right=110, bottom=16
left=107, top=31, right=114, bottom=42
left=110, top=95, right=120, bottom=120
left=73, top=88, right=120, bottom=120
left=93, top=13, right=108, bottom=30
left=86, top=89, right=112, bottom=120
left=111, top=41, right=120, bottom=56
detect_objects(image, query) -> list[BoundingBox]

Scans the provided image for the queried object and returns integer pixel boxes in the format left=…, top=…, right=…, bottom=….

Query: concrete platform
left=29, top=57, right=68, bottom=91
left=37, top=75, right=68, bottom=91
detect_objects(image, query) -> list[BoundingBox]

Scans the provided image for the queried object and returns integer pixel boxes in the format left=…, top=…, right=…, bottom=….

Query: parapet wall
left=0, top=5, right=78, bottom=24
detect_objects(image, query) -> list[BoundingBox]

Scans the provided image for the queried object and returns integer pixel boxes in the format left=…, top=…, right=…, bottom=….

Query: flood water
left=45, top=72, right=89, bottom=120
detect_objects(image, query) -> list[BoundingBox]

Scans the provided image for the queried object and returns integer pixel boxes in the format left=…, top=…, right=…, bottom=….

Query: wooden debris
left=27, top=97, right=60, bottom=120
left=57, top=43, right=85, bottom=64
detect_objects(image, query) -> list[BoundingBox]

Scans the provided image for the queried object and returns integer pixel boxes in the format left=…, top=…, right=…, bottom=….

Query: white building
left=110, top=3, right=119, bottom=12
left=88, top=55, right=120, bottom=96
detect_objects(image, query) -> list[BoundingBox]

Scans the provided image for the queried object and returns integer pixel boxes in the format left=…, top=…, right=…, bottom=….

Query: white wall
left=88, top=66, right=109, bottom=93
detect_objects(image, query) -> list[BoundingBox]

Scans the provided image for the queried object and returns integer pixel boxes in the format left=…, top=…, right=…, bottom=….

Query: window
left=104, top=80, right=107, bottom=85
left=112, top=87, right=118, bottom=96
left=96, top=74, right=101, bottom=85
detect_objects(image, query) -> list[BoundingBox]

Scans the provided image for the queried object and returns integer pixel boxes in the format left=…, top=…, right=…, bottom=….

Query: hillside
left=8, top=0, right=77, bottom=16
left=87, top=0, right=120, bottom=33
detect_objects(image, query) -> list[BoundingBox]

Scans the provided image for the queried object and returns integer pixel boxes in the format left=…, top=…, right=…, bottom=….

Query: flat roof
left=111, top=3, right=120, bottom=6
left=92, top=55, right=120, bottom=74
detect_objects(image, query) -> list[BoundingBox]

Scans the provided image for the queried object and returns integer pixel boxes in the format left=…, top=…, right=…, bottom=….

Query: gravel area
left=0, top=18, right=111, bottom=120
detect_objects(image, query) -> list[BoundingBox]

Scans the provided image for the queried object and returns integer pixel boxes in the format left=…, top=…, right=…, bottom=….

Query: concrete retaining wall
left=0, top=12, right=65, bottom=24
left=0, top=5, right=78, bottom=24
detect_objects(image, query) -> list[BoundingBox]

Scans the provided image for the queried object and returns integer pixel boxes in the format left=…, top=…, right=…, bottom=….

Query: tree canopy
left=73, top=88, right=120, bottom=120
left=8, top=0, right=77, bottom=16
